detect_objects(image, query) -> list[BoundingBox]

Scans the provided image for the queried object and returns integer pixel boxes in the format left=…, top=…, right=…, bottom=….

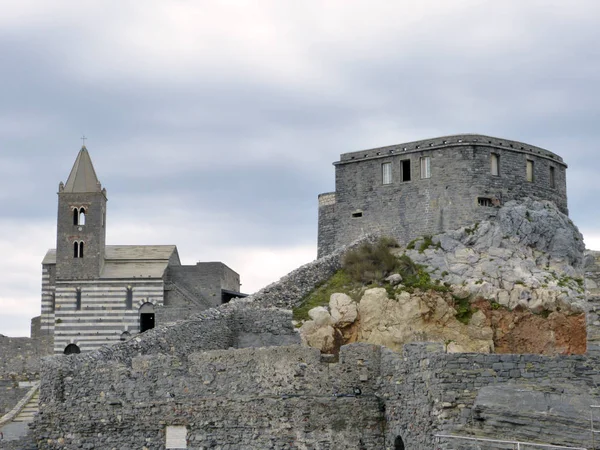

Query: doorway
left=139, top=303, right=155, bottom=333
left=64, top=343, right=81, bottom=355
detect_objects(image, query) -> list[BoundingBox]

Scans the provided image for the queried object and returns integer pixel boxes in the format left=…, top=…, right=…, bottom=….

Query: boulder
left=329, top=293, right=357, bottom=326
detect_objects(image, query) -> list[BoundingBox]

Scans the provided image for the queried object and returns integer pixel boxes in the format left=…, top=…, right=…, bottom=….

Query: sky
left=1, top=0, right=600, bottom=337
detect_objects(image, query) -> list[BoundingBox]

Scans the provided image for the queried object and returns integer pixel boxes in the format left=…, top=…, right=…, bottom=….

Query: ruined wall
left=318, top=134, right=569, bottom=257
left=36, top=338, right=600, bottom=450
left=0, top=334, right=51, bottom=382
left=36, top=344, right=384, bottom=450
left=0, top=381, right=30, bottom=416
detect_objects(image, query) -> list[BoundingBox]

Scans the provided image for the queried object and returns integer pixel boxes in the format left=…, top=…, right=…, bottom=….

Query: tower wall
left=55, top=191, right=106, bottom=280
left=318, top=135, right=568, bottom=257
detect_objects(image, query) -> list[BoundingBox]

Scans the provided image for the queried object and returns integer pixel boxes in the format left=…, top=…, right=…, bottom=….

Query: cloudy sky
left=1, top=1, right=600, bottom=337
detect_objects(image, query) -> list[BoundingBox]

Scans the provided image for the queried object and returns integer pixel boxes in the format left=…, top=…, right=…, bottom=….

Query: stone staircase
left=0, top=383, right=39, bottom=445
left=12, top=390, right=38, bottom=423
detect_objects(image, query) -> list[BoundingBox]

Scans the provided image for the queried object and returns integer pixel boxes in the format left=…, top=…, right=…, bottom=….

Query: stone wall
left=585, top=250, right=600, bottom=357
left=32, top=233, right=600, bottom=449
left=380, top=342, right=600, bottom=449
left=0, top=334, right=51, bottom=382
left=318, top=134, right=569, bottom=257
left=35, top=338, right=600, bottom=449
left=0, top=381, right=29, bottom=417
left=36, top=344, right=385, bottom=449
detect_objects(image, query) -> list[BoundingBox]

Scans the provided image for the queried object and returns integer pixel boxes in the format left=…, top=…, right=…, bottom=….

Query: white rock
left=329, top=293, right=358, bottom=326
left=308, top=306, right=333, bottom=326
left=385, top=273, right=403, bottom=285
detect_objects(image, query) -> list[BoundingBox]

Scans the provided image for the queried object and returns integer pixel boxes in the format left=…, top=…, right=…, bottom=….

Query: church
left=39, top=146, right=244, bottom=354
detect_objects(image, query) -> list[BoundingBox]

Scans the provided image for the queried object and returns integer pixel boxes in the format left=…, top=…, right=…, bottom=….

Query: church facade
left=40, top=147, right=244, bottom=354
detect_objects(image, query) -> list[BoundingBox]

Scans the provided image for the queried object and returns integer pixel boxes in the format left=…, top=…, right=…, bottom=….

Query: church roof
left=63, top=146, right=102, bottom=193
left=42, top=245, right=181, bottom=279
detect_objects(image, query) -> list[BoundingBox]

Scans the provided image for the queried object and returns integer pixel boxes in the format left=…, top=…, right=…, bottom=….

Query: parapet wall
left=318, top=134, right=569, bottom=257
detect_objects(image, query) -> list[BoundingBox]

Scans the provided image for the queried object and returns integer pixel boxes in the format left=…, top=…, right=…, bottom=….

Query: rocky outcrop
left=408, top=199, right=585, bottom=315
left=298, top=200, right=587, bottom=355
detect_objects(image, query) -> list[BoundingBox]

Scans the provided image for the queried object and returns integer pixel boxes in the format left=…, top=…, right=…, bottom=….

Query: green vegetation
left=418, top=235, right=441, bottom=253
left=490, top=301, right=503, bottom=310
left=453, top=295, right=473, bottom=324
left=293, top=237, right=451, bottom=322
left=292, top=270, right=356, bottom=322
left=343, top=237, right=400, bottom=284
left=464, top=222, right=480, bottom=235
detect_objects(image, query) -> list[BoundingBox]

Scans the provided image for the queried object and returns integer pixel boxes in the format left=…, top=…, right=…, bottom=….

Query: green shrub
left=419, top=235, right=441, bottom=253
left=453, top=295, right=473, bottom=324
left=343, top=237, right=400, bottom=284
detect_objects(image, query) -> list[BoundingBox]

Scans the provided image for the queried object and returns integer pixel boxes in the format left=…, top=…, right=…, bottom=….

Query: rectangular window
left=401, top=160, right=411, bottom=181
left=382, top=162, right=392, bottom=185
left=526, top=160, right=534, bottom=182
left=76, top=288, right=81, bottom=310
left=550, top=166, right=556, bottom=188
left=420, top=156, right=431, bottom=179
left=491, top=153, right=499, bottom=176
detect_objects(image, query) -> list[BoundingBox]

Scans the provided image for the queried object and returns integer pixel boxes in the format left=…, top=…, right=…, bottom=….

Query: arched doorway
left=139, top=302, right=155, bottom=333
left=64, top=343, right=81, bottom=355
left=394, top=435, right=405, bottom=450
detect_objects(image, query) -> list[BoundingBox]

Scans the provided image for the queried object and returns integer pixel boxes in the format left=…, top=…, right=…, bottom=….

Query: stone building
left=40, top=146, right=244, bottom=354
left=318, top=134, right=568, bottom=257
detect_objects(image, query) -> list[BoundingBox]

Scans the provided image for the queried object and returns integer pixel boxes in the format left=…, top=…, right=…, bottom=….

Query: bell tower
left=55, top=146, right=107, bottom=279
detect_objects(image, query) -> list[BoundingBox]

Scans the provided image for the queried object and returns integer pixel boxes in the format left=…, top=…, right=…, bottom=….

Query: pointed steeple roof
left=63, top=146, right=102, bottom=193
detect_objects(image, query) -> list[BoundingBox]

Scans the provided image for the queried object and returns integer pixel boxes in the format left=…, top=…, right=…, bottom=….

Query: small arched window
left=79, top=208, right=86, bottom=225
left=73, top=208, right=78, bottom=225
left=74, top=241, right=84, bottom=258
left=125, top=286, right=133, bottom=310
left=75, top=288, right=82, bottom=310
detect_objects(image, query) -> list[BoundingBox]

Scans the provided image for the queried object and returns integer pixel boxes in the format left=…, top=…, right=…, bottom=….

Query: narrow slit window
left=550, top=166, right=556, bottom=188
left=526, top=160, right=534, bottom=182
left=126, top=286, right=133, bottom=310
left=352, top=211, right=363, bottom=218
left=401, top=160, right=411, bottom=181
left=420, top=156, right=431, bottom=179
left=382, top=162, right=392, bottom=185
left=76, top=288, right=81, bottom=310
left=491, top=153, right=499, bottom=176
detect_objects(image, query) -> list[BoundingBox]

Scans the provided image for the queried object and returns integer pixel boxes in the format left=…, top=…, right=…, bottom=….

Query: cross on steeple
left=81, top=135, right=87, bottom=147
